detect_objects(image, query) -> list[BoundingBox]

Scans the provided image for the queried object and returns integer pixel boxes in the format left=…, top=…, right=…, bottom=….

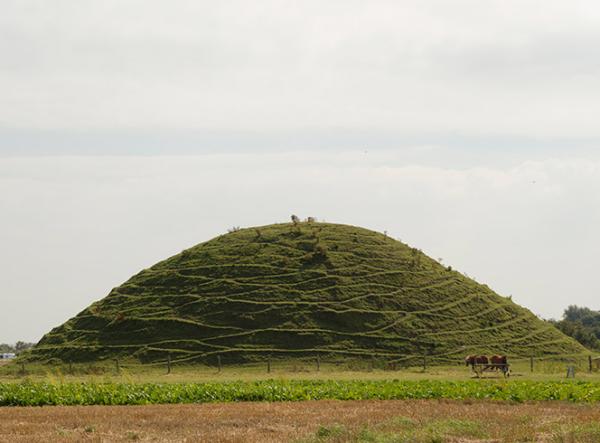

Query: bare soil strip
left=1, top=399, right=600, bottom=442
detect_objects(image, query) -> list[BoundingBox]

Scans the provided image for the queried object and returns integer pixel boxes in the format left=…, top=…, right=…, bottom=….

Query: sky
left=2, top=1, right=600, bottom=343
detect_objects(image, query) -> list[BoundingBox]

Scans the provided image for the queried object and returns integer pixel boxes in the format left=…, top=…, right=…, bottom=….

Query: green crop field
left=4, top=379, right=600, bottom=407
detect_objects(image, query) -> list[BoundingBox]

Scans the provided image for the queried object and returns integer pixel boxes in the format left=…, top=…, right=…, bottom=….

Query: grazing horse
left=465, top=355, right=490, bottom=378
left=464, top=355, right=489, bottom=367
left=465, top=355, right=509, bottom=377
left=489, top=355, right=508, bottom=371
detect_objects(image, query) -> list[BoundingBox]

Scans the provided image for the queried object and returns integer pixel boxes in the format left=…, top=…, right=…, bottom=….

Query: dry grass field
left=2, top=399, right=600, bottom=442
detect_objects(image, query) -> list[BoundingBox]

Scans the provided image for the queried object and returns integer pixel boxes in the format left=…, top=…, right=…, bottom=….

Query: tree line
left=549, top=305, right=600, bottom=351
left=0, top=342, right=34, bottom=354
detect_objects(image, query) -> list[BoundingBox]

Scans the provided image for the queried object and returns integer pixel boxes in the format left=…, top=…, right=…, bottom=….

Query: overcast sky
left=2, top=1, right=600, bottom=343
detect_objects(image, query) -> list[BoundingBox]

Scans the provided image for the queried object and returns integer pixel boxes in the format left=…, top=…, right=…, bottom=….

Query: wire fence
left=3, top=351, right=600, bottom=378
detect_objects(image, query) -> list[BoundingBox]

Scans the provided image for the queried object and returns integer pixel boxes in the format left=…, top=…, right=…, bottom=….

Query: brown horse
left=464, top=355, right=489, bottom=367
left=489, top=355, right=508, bottom=371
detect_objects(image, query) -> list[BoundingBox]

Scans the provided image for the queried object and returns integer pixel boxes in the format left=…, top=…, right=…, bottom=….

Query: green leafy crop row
left=3, top=379, right=600, bottom=406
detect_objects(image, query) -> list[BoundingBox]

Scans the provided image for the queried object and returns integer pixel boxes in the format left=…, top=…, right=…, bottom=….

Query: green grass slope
left=29, top=222, right=585, bottom=364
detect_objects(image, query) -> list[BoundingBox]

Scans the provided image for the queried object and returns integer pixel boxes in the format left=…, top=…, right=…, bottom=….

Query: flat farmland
left=3, top=399, right=600, bottom=442
left=4, top=362, right=600, bottom=441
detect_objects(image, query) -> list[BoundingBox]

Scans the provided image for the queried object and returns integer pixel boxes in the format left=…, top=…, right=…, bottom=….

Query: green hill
left=29, top=222, right=585, bottom=364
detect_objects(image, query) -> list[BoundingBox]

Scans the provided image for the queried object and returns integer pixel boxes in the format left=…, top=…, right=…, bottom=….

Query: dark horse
left=465, top=355, right=510, bottom=377
left=464, top=355, right=489, bottom=367
left=489, top=355, right=508, bottom=371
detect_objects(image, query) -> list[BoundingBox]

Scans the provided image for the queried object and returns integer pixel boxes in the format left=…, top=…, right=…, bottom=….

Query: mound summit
left=30, top=222, right=585, bottom=364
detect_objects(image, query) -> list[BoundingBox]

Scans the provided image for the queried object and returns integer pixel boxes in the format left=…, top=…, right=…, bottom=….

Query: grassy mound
left=28, top=222, right=585, bottom=364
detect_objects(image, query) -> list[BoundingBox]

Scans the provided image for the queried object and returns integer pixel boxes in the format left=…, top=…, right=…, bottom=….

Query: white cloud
left=2, top=0, right=600, bottom=139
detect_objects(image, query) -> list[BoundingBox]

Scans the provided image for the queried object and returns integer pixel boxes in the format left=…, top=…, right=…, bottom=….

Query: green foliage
left=4, top=379, right=600, bottom=407
left=315, top=424, right=346, bottom=439
left=0, top=342, right=34, bottom=354
left=306, top=417, right=486, bottom=443
left=27, top=222, right=585, bottom=364
left=550, top=305, right=600, bottom=351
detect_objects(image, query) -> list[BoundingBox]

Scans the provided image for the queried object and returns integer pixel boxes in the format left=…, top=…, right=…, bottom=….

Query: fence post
left=115, top=359, right=120, bottom=374
left=530, top=356, right=534, bottom=372
left=370, top=355, right=374, bottom=372
left=267, top=356, right=271, bottom=373
left=167, top=355, right=171, bottom=374
left=589, top=355, right=593, bottom=373
left=423, top=355, right=427, bottom=371
left=69, top=361, right=73, bottom=374
left=217, top=355, right=222, bottom=373
left=20, top=363, right=25, bottom=376
left=316, top=354, right=320, bottom=372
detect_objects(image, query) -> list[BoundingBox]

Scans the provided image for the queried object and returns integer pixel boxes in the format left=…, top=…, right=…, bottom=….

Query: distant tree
left=0, top=342, right=34, bottom=354
left=14, top=342, right=34, bottom=353
left=563, top=305, right=595, bottom=322
left=291, top=214, right=300, bottom=225
left=550, top=305, right=600, bottom=350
